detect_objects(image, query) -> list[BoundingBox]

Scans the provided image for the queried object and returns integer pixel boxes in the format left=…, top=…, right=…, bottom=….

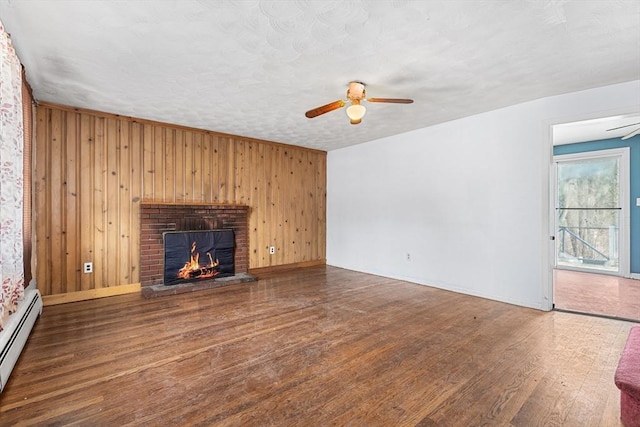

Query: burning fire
left=177, top=241, right=220, bottom=280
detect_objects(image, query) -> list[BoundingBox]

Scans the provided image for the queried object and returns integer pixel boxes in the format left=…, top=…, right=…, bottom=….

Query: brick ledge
left=141, top=273, right=257, bottom=298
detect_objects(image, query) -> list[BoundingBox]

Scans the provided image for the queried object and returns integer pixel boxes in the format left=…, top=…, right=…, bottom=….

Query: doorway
left=551, top=116, right=638, bottom=320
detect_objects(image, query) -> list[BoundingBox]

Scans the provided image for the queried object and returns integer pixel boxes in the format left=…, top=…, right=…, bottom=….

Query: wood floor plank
left=0, top=265, right=634, bottom=426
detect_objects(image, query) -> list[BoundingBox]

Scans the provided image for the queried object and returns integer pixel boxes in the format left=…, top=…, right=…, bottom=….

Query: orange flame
left=177, top=241, right=220, bottom=280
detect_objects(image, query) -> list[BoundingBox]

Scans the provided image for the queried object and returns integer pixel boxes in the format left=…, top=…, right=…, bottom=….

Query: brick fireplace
left=140, top=203, right=249, bottom=288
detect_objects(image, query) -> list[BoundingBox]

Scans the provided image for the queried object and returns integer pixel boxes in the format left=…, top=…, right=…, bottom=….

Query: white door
left=554, top=148, right=630, bottom=276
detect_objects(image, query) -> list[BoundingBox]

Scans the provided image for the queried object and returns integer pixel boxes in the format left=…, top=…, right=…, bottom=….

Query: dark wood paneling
left=34, top=103, right=326, bottom=296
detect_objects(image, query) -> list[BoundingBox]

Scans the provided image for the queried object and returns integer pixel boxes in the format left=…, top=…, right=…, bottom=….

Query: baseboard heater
left=0, top=281, right=42, bottom=392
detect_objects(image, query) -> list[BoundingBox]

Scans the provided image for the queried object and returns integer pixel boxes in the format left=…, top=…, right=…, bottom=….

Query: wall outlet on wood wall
left=83, top=262, right=93, bottom=274
left=269, top=246, right=275, bottom=255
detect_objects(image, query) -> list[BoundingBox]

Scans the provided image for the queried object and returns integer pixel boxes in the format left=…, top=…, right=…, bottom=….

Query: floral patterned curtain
left=0, top=20, right=24, bottom=331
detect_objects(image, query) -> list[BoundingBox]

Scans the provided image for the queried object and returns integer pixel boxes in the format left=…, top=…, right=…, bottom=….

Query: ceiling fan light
left=346, top=104, right=366, bottom=123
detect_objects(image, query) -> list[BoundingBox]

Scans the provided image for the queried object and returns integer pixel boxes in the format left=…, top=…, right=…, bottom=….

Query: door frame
left=544, top=108, right=640, bottom=312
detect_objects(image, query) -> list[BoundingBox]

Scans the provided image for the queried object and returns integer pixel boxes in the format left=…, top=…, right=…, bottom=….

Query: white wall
left=327, top=80, right=640, bottom=310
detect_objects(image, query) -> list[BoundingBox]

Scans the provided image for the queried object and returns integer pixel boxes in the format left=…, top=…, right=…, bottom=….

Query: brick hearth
left=140, top=203, right=249, bottom=287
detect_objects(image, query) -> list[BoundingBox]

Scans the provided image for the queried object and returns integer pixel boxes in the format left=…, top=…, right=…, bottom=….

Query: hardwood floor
left=554, top=269, right=640, bottom=321
left=0, top=266, right=634, bottom=426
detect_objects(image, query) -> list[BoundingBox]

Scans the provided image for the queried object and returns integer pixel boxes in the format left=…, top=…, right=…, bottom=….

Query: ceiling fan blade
left=606, top=121, right=640, bottom=131
left=305, top=100, right=346, bottom=118
left=367, top=98, right=414, bottom=104
left=621, top=127, right=640, bottom=140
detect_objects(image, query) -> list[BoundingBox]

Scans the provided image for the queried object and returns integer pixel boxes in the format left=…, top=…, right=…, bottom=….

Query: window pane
left=557, top=157, right=619, bottom=209
left=557, top=209, right=619, bottom=271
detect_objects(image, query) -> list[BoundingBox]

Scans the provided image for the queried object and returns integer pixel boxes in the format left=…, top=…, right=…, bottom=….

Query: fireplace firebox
left=139, top=203, right=249, bottom=289
left=163, top=230, right=234, bottom=286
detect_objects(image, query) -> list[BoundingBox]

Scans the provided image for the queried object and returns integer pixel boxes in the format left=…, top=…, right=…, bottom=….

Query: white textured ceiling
left=1, top=0, right=639, bottom=151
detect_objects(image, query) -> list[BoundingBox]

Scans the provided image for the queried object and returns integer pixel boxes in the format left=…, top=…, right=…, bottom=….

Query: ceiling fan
left=305, top=81, right=413, bottom=125
left=606, top=121, right=640, bottom=140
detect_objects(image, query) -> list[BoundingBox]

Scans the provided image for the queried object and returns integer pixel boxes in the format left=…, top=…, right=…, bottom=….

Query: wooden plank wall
left=34, top=103, right=326, bottom=297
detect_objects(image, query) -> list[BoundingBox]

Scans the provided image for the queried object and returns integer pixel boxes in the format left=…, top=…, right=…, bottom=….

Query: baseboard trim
left=249, top=260, right=325, bottom=276
left=41, top=262, right=328, bottom=305
left=42, top=283, right=142, bottom=306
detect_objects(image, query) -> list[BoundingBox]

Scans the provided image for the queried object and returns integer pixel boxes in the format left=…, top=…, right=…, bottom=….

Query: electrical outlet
left=83, top=262, right=93, bottom=274
left=406, top=253, right=411, bottom=261
left=269, top=246, right=275, bottom=255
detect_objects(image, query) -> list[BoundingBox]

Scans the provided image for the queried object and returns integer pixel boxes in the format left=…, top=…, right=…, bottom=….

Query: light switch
left=637, top=197, right=640, bottom=207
